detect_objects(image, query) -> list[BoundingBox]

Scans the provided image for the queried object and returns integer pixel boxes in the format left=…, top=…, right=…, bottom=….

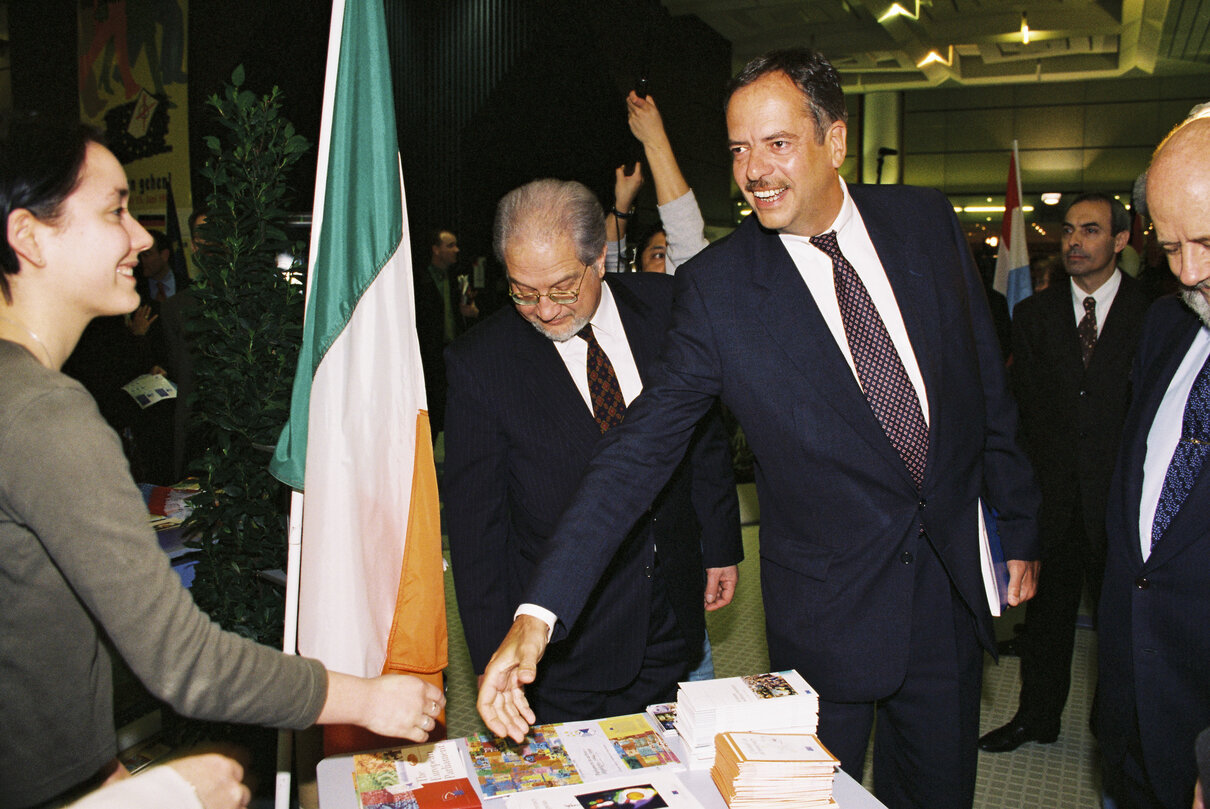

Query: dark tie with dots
left=1078, top=296, right=1097, bottom=368
left=810, top=230, right=929, bottom=489
left=1151, top=353, right=1210, bottom=547
left=578, top=324, right=626, bottom=433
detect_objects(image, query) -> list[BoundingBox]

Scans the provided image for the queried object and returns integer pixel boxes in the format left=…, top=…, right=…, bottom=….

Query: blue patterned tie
left=578, top=324, right=626, bottom=433
left=810, top=230, right=929, bottom=489
left=1151, top=353, right=1210, bottom=547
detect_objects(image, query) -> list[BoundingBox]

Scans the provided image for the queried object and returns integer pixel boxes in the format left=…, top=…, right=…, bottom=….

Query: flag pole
left=276, top=0, right=345, bottom=805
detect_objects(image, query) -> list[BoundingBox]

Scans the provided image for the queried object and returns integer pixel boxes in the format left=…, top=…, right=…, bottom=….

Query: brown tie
left=578, top=324, right=626, bottom=432
left=1078, top=296, right=1097, bottom=368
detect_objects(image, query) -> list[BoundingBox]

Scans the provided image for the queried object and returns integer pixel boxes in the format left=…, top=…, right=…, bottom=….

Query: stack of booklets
left=673, top=670, right=819, bottom=767
left=711, top=732, right=840, bottom=808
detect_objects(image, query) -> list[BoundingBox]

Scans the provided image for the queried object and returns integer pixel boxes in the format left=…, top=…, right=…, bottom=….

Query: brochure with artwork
left=502, top=772, right=696, bottom=809
left=467, top=714, right=681, bottom=798
left=352, top=740, right=480, bottom=809
left=122, top=373, right=177, bottom=409
left=645, top=703, right=678, bottom=736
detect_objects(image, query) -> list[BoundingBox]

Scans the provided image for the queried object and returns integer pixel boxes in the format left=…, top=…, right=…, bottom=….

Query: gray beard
left=529, top=312, right=591, bottom=343
left=1182, top=287, right=1210, bottom=328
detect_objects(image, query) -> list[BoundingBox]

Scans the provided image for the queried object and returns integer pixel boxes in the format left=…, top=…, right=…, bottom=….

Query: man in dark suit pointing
left=444, top=179, right=741, bottom=723
left=478, top=50, right=1039, bottom=809
left=979, top=193, right=1149, bottom=752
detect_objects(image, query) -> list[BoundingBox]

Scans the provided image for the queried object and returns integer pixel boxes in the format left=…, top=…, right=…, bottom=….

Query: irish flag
left=270, top=0, right=446, bottom=738
left=993, top=140, right=1032, bottom=315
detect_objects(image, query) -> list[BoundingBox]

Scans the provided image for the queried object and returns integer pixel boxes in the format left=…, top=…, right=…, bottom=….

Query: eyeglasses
left=509, top=263, right=591, bottom=306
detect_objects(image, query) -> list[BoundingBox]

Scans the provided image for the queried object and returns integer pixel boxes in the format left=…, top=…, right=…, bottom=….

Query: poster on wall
left=77, top=0, right=192, bottom=236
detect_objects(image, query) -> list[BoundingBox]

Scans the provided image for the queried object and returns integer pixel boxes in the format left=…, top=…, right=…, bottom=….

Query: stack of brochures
left=673, top=670, right=819, bottom=767
left=711, top=732, right=839, bottom=808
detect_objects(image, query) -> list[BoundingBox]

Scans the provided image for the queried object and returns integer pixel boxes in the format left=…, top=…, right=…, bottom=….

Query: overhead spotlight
left=917, top=45, right=953, bottom=67
left=878, top=1, right=920, bottom=22
left=1041, top=192, right=1062, bottom=205
left=986, top=236, right=1000, bottom=248
left=1021, top=12, right=1030, bottom=44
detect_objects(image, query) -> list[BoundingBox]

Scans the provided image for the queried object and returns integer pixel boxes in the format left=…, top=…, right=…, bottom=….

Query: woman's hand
left=319, top=672, right=446, bottom=742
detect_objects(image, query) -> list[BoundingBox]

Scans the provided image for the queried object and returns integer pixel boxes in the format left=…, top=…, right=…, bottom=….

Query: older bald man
left=1095, top=113, right=1210, bottom=809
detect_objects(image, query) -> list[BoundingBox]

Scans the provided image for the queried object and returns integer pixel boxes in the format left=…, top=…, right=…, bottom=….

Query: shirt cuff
left=514, top=603, right=556, bottom=638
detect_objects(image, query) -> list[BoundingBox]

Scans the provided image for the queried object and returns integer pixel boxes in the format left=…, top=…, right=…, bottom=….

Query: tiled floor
left=440, top=524, right=1104, bottom=808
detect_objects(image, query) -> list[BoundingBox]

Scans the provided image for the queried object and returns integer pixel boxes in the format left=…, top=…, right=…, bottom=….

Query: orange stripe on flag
left=384, top=411, right=447, bottom=676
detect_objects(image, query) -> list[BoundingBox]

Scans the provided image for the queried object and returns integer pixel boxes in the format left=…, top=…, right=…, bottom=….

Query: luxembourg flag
left=270, top=0, right=447, bottom=740
left=993, top=141, right=1032, bottom=315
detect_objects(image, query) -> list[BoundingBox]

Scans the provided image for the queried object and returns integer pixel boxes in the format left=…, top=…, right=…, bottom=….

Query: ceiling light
left=879, top=1, right=920, bottom=22
left=1021, top=12, right=1030, bottom=44
left=917, top=45, right=953, bottom=68
left=1040, top=192, right=1061, bottom=205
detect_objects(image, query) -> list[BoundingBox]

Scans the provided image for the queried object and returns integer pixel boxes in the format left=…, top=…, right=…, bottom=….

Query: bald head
left=1147, top=118, right=1210, bottom=323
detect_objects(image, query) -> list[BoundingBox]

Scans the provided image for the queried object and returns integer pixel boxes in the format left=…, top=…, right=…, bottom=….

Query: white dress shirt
left=517, top=281, right=643, bottom=635
left=1069, top=268, right=1121, bottom=337
left=552, top=282, right=643, bottom=409
left=1138, top=326, right=1210, bottom=560
left=778, top=179, right=930, bottom=425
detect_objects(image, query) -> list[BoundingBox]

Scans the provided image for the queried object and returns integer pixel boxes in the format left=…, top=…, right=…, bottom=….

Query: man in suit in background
left=444, top=179, right=742, bottom=723
left=980, top=193, right=1150, bottom=753
left=414, top=229, right=477, bottom=437
left=477, top=49, right=1039, bottom=809
left=1096, top=113, right=1210, bottom=809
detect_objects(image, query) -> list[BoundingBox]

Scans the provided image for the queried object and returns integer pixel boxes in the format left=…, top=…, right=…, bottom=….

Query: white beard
left=1182, top=286, right=1210, bottom=328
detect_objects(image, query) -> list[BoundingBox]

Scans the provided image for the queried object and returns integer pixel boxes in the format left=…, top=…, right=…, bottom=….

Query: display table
left=316, top=732, right=888, bottom=808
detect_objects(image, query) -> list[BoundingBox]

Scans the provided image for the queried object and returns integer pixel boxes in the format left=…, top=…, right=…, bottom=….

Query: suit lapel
left=743, top=216, right=915, bottom=487
left=1038, top=287, right=1086, bottom=377
left=608, top=277, right=657, bottom=384
left=1144, top=316, right=1210, bottom=568
left=852, top=190, right=941, bottom=486
left=1125, top=315, right=1202, bottom=568
left=1089, top=276, right=1140, bottom=372
left=508, top=311, right=600, bottom=444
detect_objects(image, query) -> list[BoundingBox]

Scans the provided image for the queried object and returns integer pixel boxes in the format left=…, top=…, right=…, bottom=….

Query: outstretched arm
left=477, top=615, right=549, bottom=742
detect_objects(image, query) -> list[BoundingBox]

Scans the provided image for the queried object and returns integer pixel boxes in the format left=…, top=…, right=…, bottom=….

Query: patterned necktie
left=810, top=230, right=929, bottom=489
left=578, top=324, right=626, bottom=433
left=1150, top=353, right=1210, bottom=547
left=1078, top=296, right=1097, bottom=368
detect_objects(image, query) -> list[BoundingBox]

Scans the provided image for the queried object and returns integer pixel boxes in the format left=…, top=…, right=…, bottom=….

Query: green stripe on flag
left=270, top=0, right=404, bottom=490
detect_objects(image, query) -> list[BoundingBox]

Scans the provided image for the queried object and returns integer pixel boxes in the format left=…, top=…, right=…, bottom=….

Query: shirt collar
left=776, top=177, right=854, bottom=248
left=1070, top=266, right=1122, bottom=310
left=587, top=278, right=623, bottom=339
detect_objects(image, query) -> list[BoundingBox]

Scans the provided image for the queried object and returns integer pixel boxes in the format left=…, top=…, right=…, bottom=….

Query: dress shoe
left=978, top=717, right=1059, bottom=752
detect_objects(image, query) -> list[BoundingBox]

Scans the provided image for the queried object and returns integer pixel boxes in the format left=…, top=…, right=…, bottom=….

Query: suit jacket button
left=918, top=498, right=926, bottom=509
left=1135, top=577, right=1150, bottom=589
left=901, top=551, right=914, bottom=564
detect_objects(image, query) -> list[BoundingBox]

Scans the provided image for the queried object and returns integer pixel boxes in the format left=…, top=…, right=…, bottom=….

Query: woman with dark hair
left=0, top=116, right=444, bottom=809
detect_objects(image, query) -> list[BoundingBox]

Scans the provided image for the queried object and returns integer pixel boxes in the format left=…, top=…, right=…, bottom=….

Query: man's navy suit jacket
left=1097, top=294, right=1210, bottom=809
left=443, top=272, right=742, bottom=692
left=1010, top=274, right=1150, bottom=546
left=521, top=183, right=1039, bottom=703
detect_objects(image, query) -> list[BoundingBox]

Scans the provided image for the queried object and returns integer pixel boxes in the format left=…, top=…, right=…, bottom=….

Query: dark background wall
left=384, top=0, right=733, bottom=269
left=7, top=0, right=734, bottom=277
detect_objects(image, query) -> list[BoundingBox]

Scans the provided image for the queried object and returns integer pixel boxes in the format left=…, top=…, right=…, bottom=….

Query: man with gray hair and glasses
left=442, top=178, right=741, bottom=723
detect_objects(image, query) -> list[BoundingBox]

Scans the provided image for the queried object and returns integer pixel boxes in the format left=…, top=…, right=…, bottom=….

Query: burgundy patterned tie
left=578, top=324, right=626, bottom=432
left=810, top=230, right=929, bottom=489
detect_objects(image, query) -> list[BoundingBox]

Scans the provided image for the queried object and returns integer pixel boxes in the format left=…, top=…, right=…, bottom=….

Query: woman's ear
left=6, top=209, right=45, bottom=269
